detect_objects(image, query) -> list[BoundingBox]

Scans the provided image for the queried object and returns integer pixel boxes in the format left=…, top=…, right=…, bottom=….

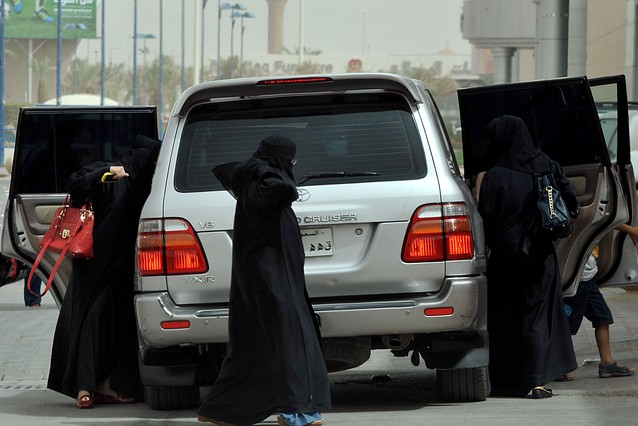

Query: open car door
left=590, top=75, right=638, bottom=287
left=458, top=76, right=630, bottom=296
left=1, top=107, right=158, bottom=307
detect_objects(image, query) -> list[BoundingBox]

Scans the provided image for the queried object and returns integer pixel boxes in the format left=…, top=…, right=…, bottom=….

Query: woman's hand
left=109, top=165, right=129, bottom=180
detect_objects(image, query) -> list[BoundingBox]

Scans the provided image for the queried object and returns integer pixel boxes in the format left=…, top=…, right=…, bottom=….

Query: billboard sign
left=4, top=0, right=97, bottom=39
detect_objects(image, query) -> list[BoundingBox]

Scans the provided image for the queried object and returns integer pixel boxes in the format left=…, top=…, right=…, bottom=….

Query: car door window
left=13, top=109, right=158, bottom=194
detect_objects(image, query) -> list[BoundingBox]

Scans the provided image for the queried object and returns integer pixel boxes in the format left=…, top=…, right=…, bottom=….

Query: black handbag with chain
left=534, top=172, right=573, bottom=240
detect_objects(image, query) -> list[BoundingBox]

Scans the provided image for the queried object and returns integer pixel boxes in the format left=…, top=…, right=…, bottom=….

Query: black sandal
left=529, top=387, right=553, bottom=399
left=599, top=362, right=636, bottom=378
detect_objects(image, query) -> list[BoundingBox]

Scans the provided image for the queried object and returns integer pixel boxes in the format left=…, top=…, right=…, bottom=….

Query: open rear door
left=1, top=107, right=158, bottom=306
left=458, top=76, right=629, bottom=296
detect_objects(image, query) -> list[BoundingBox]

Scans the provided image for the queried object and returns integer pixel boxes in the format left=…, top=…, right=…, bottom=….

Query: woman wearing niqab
left=47, top=135, right=161, bottom=407
left=198, top=135, right=331, bottom=425
left=478, top=115, right=578, bottom=398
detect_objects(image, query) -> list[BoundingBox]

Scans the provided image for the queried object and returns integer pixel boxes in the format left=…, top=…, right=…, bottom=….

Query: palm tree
left=145, top=55, right=183, bottom=110
left=31, top=57, right=55, bottom=103
left=283, top=45, right=323, bottom=56
left=62, top=58, right=101, bottom=95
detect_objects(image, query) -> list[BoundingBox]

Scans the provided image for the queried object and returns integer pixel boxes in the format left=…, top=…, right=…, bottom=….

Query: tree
left=62, top=58, right=101, bottom=95
left=145, top=55, right=183, bottom=111
left=31, top=57, right=55, bottom=103
left=283, top=46, right=322, bottom=56
left=400, top=66, right=459, bottom=104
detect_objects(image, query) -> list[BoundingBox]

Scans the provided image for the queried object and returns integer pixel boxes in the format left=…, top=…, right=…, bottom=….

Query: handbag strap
left=27, top=238, right=69, bottom=298
left=27, top=194, right=87, bottom=297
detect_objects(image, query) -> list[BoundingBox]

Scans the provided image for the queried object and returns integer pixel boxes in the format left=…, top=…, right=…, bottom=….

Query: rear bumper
left=135, top=276, right=487, bottom=348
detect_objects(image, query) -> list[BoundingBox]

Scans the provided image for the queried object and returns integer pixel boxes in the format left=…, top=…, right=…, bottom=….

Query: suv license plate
left=302, top=228, right=334, bottom=257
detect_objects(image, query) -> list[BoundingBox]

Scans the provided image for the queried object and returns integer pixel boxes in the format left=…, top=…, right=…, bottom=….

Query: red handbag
left=27, top=195, right=94, bottom=297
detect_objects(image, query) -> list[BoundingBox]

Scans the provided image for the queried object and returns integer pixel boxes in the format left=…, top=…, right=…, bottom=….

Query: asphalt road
left=1, top=273, right=637, bottom=425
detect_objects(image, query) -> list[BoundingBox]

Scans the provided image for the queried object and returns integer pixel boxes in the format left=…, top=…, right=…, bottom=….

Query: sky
left=77, top=0, right=471, bottom=66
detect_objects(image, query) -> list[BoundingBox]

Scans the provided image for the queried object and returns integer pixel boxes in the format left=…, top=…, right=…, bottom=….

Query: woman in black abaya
left=478, top=115, right=578, bottom=398
left=198, top=135, right=331, bottom=426
left=47, top=135, right=161, bottom=408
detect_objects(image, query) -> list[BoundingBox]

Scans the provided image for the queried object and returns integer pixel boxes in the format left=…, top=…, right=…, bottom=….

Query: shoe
left=11, top=0, right=23, bottom=14
left=34, top=9, right=54, bottom=22
left=599, top=362, right=636, bottom=378
left=277, top=415, right=323, bottom=426
left=93, top=392, right=136, bottom=404
left=76, top=393, right=94, bottom=409
left=529, top=387, right=553, bottom=399
left=554, top=371, right=574, bottom=382
left=196, top=415, right=236, bottom=425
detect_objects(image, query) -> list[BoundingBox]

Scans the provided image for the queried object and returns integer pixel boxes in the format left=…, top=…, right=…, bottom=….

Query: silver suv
left=134, top=73, right=489, bottom=408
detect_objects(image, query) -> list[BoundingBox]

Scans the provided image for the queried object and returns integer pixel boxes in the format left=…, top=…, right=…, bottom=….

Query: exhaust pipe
left=381, top=334, right=413, bottom=351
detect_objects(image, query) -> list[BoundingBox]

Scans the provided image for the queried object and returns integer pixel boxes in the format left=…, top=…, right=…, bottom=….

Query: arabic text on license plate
left=302, top=228, right=334, bottom=257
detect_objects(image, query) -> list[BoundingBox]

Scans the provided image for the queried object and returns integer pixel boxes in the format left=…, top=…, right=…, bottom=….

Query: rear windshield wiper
left=297, top=171, right=381, bottom=185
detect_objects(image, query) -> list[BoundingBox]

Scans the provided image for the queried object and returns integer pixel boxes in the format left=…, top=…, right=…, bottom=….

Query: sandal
left=529, top=387, right=553, bottom=399
left=76, top=393, right=94, bottom=409
left=554, top=371, right=575, bottom=382
left=599, top=362, right=636, bottom=378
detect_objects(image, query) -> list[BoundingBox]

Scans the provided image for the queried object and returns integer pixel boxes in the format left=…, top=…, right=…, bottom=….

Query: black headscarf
left=124, top=135, right=162, bottom=187
left=214, top=135, right=297, bottom=198
left=252, top=134, right=296, bottom=180
left=484, top=115, right=550, bottom=173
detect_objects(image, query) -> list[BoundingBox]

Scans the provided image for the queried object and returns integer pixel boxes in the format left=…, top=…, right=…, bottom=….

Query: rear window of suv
left=175, top=93, right=426, bottom=192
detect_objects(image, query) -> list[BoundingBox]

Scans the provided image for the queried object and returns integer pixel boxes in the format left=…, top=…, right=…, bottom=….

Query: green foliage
left=4, top=102, right=31, bottom=126
left=398, top=66, right=459, bottom=106
left=283, top=46, right=323, bottom=56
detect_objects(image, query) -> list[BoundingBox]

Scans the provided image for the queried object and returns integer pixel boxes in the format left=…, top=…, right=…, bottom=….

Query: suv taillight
left=137, top=218, right=208, bottom=276
left=402, top=203, right=474, bottom=262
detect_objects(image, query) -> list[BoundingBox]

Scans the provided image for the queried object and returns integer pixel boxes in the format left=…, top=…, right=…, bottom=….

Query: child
left=560, top=247, right=635, bottom=380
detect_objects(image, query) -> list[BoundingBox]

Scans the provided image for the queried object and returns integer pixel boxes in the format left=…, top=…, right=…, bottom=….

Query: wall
left=586, top=0, right=626, bottom=77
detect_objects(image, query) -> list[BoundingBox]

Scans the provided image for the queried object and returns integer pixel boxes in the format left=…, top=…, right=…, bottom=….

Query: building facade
left=462, top=0, right=638, bottom=100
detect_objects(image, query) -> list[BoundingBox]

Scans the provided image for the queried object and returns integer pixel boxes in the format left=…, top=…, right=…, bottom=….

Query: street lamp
left=218, top=2, right=244, bottom=79
left=133, top=33, right=156, bottom=105
left=231, top=11, right=255, bottom=78
left=201, top=0, right=208, bottom=82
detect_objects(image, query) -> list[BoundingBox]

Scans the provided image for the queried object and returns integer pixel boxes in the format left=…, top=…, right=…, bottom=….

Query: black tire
left=436, top=366, right=489, bottom=402
left=144, top=384, right=200, bottom=410
left=322, top=336, right=371, bottom=372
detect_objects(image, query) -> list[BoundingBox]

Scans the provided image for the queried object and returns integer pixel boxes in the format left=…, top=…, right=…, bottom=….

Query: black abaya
left=47, top=135, right=160, bottom=399
left=478, top=116, right=578, bottom=396
left=198, top=136, right=331, bottom=425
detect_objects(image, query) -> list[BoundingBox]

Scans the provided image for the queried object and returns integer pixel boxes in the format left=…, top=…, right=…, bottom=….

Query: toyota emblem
left=297, top=188, right=311, bottom=202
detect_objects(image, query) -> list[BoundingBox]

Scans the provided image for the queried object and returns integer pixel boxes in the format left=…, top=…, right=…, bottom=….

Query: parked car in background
left=3, top=125, right=16, bottom=146
left=597, top=102, right=638, bottom=182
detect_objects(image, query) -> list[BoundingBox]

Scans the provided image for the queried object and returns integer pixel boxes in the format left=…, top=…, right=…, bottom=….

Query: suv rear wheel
left=144, top=383, right=200, bottom=410
left=436, top=366, right=489, bottom=402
